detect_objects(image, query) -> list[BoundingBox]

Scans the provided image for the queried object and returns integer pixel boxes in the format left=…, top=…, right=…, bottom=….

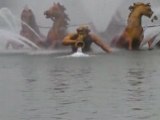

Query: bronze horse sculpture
left=44, top=2, right=70, bottom=48
left=20, top=6, right=45, bottom=48
left=111, top=2, right=155, bottom=50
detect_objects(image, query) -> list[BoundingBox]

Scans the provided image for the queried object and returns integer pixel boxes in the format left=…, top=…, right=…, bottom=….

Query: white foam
left=56, top=48, right=90, bottom=58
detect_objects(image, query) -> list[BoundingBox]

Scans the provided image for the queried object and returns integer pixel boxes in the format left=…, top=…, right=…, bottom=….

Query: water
left=0, top=29, right=39, bottom=50
left=0, top=50, right=160, bottom=120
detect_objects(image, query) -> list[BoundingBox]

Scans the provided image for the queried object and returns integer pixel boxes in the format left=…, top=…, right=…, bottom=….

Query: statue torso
left=71, top=34, right=92, bottom=52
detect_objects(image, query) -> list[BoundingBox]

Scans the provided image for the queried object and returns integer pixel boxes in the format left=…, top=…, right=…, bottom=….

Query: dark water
left=0, top=49, right=160, bottom=120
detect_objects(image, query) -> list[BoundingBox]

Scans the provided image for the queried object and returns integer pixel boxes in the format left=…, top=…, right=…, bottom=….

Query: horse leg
left=126, top=37, right=132, bottom=50
left=110, top=35, right=119, bottom=47
left=6, top=41, right=11, bottom=49
left=43, top=37, right=51, bottom=48
left=148, top=39, right=153, bottom=50
left=50, top=40, right=57, bottom=48
left=147, top=35, right=159, bottom=50
left=128, top=40, right=132, bottom=50
left=44, top=38, right=56, bottom=49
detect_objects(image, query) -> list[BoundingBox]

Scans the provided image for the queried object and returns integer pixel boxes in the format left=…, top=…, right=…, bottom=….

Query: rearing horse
left=20, top=6, right=45, bottom=47
left=44, top=2, right=70, bottom=48
left=111, top=2, right=154, bottom=50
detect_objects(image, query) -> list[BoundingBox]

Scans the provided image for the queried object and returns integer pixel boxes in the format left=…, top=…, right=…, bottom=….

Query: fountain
left=0, top=0, right=127, bottom=55
left=0, top=7, right=40, bottom=53
left=140, top=7, right=160, bottom=49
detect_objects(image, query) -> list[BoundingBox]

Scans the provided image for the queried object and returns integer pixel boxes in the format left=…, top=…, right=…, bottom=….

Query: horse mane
left=57, top=2, right=66, bottom=11
left=56, top=2, right=70, bottom=27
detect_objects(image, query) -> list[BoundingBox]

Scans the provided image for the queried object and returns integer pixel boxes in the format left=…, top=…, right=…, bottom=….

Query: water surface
left=0, top=50, right=160, bottom=120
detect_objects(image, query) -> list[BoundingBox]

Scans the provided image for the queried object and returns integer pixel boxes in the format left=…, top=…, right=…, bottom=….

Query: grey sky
left=0, top=0, right=160, bottom=33
left=0, top=0, right=124, bottom=32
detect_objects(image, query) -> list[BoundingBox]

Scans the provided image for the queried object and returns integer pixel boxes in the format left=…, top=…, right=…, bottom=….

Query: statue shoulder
left=68, top=32, right=78, bottom=39
left=66, top=32, right=77, bottom=37
left=89, top=33, right=99, bottom=40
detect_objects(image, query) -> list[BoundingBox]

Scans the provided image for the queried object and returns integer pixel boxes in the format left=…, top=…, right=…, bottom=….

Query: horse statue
left=44, top=2, right=70, bottom=48
left=20, top=5, right=45, bottom=48
left=111, top=2, right=155, bottom=50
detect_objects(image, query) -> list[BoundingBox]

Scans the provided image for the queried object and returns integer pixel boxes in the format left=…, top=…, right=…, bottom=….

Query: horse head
left=21, top=5, right=35, bottom=25
left=129, top=2, right=153, bottom=18
left=44, top=2, right=69, bottom=21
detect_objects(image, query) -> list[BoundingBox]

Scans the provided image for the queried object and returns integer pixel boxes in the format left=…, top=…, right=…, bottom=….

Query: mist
left=0, top=0, right=125, bottom=32
left=1, top=0, right=160, bottom=36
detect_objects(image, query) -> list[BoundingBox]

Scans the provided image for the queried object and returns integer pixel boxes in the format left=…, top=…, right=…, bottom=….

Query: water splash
left=56, top=47, right=90, bottom=58
left=140, top=27, right=160, bottom=49
left=140, top=7, right=160, bottom=49
left=70, top=48, right=89, bottom=57
left=21, top=21, right=44, bottom=42
left=0, top=7, right=20, bottom=32
left=0, top=29, right=39, bottom=50
left=0, top=7, right=41, bottom=50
